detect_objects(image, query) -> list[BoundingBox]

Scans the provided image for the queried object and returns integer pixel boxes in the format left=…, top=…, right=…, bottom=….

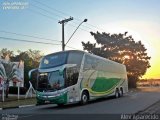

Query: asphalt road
left=1, top=87, right=160, bottom=120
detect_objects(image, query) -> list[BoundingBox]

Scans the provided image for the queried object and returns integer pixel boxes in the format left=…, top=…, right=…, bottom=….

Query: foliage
left=0, top=48, right=43, bottom=88
left=0, top=57, right=19, bottom=98
left=0, top=61, right=18, bottom=81
left=0, top=48, right=14, bottom=60
left=13, top=49, right=43, bottom=88
left=82, top=32, right=151, bottom=88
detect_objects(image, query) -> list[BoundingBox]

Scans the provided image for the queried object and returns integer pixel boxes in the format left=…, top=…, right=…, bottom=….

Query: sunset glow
left=0, top=0, right=159, bottom=79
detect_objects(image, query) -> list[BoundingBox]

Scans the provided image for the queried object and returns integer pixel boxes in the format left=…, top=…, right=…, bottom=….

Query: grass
left=0, top=97, right=36, bottom=108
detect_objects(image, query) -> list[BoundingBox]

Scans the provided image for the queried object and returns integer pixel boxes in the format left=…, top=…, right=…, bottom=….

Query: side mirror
left=28, top=68, right=38, bottom=80
left=59, top=69, right=63, bottom=76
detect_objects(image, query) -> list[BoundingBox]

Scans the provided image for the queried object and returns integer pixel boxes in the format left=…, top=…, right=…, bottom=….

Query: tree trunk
left=128, top=76, right=138, bottom=88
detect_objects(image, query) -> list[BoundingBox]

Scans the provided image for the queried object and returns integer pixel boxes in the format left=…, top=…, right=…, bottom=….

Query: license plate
left=45, top=101, right=50, bottom=103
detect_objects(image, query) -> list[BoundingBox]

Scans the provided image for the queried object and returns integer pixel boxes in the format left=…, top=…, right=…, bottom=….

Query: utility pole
left=58, top=17, right=73, bottom=51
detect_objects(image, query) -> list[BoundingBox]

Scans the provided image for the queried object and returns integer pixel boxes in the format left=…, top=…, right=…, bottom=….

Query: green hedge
left=9, top=86, right=27, bottom=95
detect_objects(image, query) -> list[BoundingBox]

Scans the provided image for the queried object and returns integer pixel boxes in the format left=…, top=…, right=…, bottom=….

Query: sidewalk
left=138, top=100, right=160, bottom=114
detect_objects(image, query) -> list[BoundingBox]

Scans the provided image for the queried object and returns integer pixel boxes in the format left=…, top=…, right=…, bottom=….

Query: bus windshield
left=37, top=71, right=64, bottom=91
left=37, top=51, right=84, bottom=91
left=39, top=52, right=68, bottom=69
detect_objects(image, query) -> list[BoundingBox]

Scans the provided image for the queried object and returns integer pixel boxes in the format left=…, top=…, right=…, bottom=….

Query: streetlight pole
left=62, top=22, right=65, bottom=51
left=59, top=18, right=87, bottom=51
left=58, top=17, right=73, bottom=51
left=65, top=19, right=87, bottom=46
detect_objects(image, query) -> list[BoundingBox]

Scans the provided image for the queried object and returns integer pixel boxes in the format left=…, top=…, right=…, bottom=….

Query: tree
left=0, top=58, right=20, bottom=98
left=82, top=32, right=151, bottom=88
left=13, top=50, right=43, bottom=88
left=0, top=48, right=43, bottom=98
left=0, top=48, right=14, bottom=60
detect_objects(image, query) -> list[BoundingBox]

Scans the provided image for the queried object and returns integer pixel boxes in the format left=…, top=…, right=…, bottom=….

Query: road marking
left=18, top=115, right=34, bottom=119
left=19, top=104, right=36, bottom=108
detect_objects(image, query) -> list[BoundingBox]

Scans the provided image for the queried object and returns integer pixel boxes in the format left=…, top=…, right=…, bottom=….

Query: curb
left=19, top=104, right=36, bottom=108
left=0, top=104, right=36, bottom=110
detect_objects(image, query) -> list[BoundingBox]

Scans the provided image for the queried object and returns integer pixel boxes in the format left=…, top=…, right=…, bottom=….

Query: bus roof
left=44, top=50, right=125, bottom=67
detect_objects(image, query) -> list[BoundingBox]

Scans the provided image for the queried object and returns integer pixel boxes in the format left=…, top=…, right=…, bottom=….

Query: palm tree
left=0, top=59, right=21, bottom=98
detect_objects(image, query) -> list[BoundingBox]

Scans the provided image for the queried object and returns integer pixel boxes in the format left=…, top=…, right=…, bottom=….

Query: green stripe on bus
left=91, top=77, right=121, bottom=92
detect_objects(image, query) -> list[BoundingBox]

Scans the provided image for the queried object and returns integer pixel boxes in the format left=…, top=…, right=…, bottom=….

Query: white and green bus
left=29, top=50, right=128, bottom=106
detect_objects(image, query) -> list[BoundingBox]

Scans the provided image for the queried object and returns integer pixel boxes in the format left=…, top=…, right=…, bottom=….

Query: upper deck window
left=39, top=52, right=68, bottom=69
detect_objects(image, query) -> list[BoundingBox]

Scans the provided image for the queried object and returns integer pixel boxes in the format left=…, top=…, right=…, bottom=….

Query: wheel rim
left=82, top=94, right=88, bottom=103
left=116, top=90, right=119, bottom=98
left=119, top=90, right=122, bottom=96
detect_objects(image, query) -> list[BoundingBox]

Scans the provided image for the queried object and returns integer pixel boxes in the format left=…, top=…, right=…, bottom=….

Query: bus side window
left=65, top=52, right=83, bottom=87
left=67, top=52, right=83, bottom=68
left=84, top=55, right=98, bottom=71
left=65, top=67, right=79, bottom=87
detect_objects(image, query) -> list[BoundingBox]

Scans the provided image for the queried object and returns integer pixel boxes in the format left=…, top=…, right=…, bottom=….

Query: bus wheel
left=115, top=89, right=120, bottom=98
left=119, top=88, right=123, bottom=97
left=81, top=91, right=89, bottom=105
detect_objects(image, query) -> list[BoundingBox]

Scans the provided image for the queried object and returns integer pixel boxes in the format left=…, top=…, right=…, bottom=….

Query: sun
left=124, top=55, right=130, bottom=59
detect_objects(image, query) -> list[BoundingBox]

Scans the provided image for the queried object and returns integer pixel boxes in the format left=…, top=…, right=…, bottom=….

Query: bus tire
left=81, top=91, right=89, bottom=105
left=115, top=89, right=120, bottom=98
left=119, top=88, right=123, bottom=97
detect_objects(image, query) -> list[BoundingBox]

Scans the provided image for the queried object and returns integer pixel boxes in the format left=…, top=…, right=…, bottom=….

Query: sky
left=0, top=0, right=160, bottom=79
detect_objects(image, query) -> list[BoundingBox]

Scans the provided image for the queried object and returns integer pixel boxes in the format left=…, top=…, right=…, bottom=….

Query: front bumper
left=36, top=90, right=68, bottom=104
